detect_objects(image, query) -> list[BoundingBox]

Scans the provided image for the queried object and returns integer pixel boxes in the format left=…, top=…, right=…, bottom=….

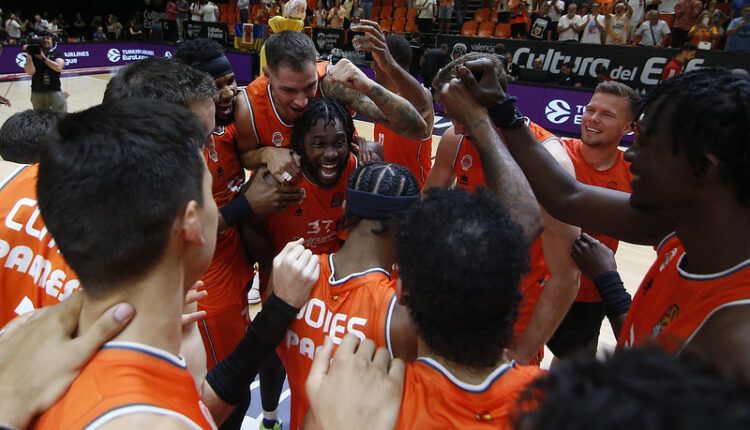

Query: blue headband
left=195, top=54, right=233, bottom=79
left=345, top=188, right=420, bottom=219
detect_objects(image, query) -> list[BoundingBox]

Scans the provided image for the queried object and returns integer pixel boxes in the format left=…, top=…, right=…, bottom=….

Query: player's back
left=397, top=358, right=544, bottom=429
left=33, top=342, right=216, bottom=430
left=278, top=253, right=397, bottom=430
left=375, top=122, right=432, bottom=188
left=0, top=164, right=79, bottom=327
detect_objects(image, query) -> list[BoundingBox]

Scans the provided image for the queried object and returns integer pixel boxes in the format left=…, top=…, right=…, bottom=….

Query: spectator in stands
left=191, top=1, right=204, bottom=22
left=314, top=0, right=328, bottom=26
left=578, top=3, right=590, bottom=18
left=438, top=0, right=455, bottom=33
left=106, top=14, right=116, bottom=39
left=657, top=0, right=678, bottom=14
left=731, top=0, right=750, bottom=18
left=545, top=0, right=566, bottom=39
left=92, top=26, right=107, bottom=41
left=627, top=0, right=651, bottom=40
left=126, top=19, right=145, bottom=40
left=55, top=14, right=69, bottom=39
left=455, top=0, right=468, bottom=27
left=5, top=14, right=21, bottom=44
left=556, top=61, right=581, bottom=87
left=672, top=0, right=702, bottom=46
left=72, top=13, right=86, bottom=40
left=327, top=0, right=346, bottom=28
left=635, top=10, right=671, bottom=46
left=726, top=4, right=750, bottom=52
left=504, top=50, right=521, bottom=79
left=416, top=0, right=437, bottom=33
left=238, top=0, right=250, bottom=23
left=529, top=3, right=554, bottom=40
left=661, top=42, right=696, bottom=80
left=707, top=0, right=729, bottom=45
left=509, top=0, right=530, bottom=37
left=349, top=0, right=364, bottom=24
left=606, top=1, right=633, bottom=44
left=91, top=15, right=103, bottom=36
left=48, top=18, right=62, bottom=38
left=201, top=0, right=220, bottom=22
left=580, top=2, right=606, bottom=43
left=32, top=14, right=50, bottom=33
left=558, top=3, right=583, bottom=41
left=689, top=11, right=720, bottom=48
left=361, top=0, right=373, bottom=19
left=595, top=64, right=613, bottom=83
left=176, top=0, right=189, bottom=40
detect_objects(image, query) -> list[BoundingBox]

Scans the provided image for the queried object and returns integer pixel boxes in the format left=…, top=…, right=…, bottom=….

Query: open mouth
left=318, top=161, right=342, bottom=182
left=585, top=126, right=602, bottom=134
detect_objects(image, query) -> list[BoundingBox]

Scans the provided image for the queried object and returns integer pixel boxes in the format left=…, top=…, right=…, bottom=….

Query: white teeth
left=586, top=127, right=601, bottom=133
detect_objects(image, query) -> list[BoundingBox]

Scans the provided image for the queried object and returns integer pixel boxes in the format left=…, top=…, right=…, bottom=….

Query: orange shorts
left=198, top=303, right=249, bottom=370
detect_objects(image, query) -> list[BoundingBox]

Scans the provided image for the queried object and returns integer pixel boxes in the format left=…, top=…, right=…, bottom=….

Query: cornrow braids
left=640, top=69, right=750, bottom=206
left=290, top=98, right=355, bottom=156
left=339, top=161, right=420, bottom=236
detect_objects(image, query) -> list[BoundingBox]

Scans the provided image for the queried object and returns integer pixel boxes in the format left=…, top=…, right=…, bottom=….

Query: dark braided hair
left=290, top=98, right=355, bottom=156
left=173, top=38, right=225, bottom=66
left=339, top=162, right=420, bottom=236
left=639, top=68, right=750, bottom=206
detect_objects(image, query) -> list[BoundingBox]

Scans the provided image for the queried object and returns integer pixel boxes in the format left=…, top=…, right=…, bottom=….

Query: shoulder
left=94, top=412, right=203, bottom=430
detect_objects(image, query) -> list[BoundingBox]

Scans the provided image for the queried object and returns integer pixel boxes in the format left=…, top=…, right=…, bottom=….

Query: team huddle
left=0, top=19, right=749, bottom=430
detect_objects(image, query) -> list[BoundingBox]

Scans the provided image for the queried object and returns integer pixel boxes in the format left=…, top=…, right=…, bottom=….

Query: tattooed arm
left=439, top=78, right=544, bottom=242
left=321, top=58, right=429, bottom=140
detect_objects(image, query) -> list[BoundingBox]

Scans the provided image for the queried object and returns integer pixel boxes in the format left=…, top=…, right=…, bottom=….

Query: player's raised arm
left=458, top=58, right=672, bottom=246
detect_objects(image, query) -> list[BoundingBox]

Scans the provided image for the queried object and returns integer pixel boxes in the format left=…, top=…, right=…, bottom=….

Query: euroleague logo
left=15, top=53, right=26, bottom=68
left=544, top=99, right=571, bottom=124
left=272, top=131, right=284, bottom=147
left=107, top=48, right=121, bottom=63
left=460, top=154, right=473, bottom=171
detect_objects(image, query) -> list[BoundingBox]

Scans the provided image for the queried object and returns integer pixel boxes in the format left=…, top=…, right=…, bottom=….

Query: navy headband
left=195, top=54, right=233, bottom=79
left=346, top=188, right=420, bottom=219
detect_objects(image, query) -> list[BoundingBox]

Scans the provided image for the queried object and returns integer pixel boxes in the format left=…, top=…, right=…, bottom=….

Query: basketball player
left=277, top=162, right=419, bottom=430
left=238, top=31, right=428, bottom=185
left=351, top=21, right=434, bottom=187
left=458, top=64, right=750, bottom=379
left=547, top=81, right=639, bottom=360
left=426, top=52, right=581, bottom=365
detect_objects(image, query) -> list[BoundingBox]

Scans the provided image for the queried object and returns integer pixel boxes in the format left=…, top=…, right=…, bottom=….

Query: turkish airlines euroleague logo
left=545, top=99, right=571, bottom=124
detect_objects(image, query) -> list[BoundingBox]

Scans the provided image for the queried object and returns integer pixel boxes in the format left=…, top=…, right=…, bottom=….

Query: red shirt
left=661, top=57, right=683, bottom=81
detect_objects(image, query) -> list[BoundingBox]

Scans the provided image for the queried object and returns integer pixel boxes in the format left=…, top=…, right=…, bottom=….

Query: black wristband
left=487, top=96, right=524, bottom=129
left=205, top=294, right=298, bottom=405
left=219, top=195, right=254, bottom=226
left=593, top=271, right=631, bottom=319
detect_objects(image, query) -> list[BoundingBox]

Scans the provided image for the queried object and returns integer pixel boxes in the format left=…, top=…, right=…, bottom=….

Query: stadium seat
left=392, top=17, right=406, bottom=32
left=474, top=8, right=491, bottom=23
left=371, top=6, right=381, bottom=19
left=405, top=19, right=418, bottom=32
left=374, top=0, right=383, bottom=7
left=380, top=18, right=393, bottom=31
left=380, top=6, right=393, bottom=18
left=394, top=7, right=407, bottom=19
left=477, top=21, right=495, bottom=37
left=660, top=12, right=675, bottom=29
left=460, top=20, right=478, bottom=36
left=220, top=13, right=228, bottom=23
left=406, top=8, right=418, bottom=20
left=394, top=0, right=406, bottom=7
left=494, top=22, right=511, bottom=37
left=219, top=4, right=229, bottom=14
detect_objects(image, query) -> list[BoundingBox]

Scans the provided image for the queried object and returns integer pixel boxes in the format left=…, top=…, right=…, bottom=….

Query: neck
left=672, top=193, right=750, bottom=274
left=78, top=262, right=187, bottom=356
left=331, top=224, right=394, bottom=279
left=417, top=339, right=508, bottom=384
left=579, top=141, right=620, bottom=171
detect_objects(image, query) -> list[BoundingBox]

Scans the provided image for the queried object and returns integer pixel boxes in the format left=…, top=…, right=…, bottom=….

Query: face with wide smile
left=300, top=118, right=349, bottom=187
left=267, top=62, right=319, bottom=123
left=214, top=72, right=237, bottom=125
left=580, top=92, right=633, bottom=148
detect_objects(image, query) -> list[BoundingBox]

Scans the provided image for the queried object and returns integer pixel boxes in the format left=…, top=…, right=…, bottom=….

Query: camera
left=25, top=43, right=42, bottom=56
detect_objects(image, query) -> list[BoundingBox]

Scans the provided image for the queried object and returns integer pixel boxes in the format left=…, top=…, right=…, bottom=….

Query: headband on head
left=195, top=54, right=233, bottom=79
left=345, top=188, right=420, bottom=220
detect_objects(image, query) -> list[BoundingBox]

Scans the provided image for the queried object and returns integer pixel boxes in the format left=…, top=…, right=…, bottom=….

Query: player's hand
left=271, top=238, right=320, bottom=308
left=0, top=292, right=134, bottom=429
left=351, top=136, right=381, bottom=165
left=328, top=58, right=375, bottom=94
left=182, top=280, right=207, bottom=326
left=243, top=167, right=306, bottom=217
left=350, top=20, right=393, bottom=70
left=439, top=78, right=488, bottom=128
left=456, top=58, right=509, bottom=109
left=265, top=147, right=300, bottom=183
left=306, top=335, right=405, bottom=430
left=0, top=96, right=11, bottom=107
left=571, top=233, right=618, bottom=280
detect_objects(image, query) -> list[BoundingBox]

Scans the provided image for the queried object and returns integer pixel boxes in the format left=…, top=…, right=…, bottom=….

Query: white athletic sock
left=263, top=409, right=279, bottom=422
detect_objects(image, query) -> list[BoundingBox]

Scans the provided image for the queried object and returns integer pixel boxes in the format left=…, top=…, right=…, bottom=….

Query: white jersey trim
left=266, top=84, right=293, bottom=128
left=416, top=357, right=515, bottom=393
left=678, top=299, right=750, bottom=356
left=84, top=404, right=206, bottom=430
left=0, top=164, right=28, bottom=191
left=102, top=341, right=186, bottom=368
left=655, top=231, right=677, bottom=252
left=327, top=253, right=390, bottom=285
left=241, top=88, right=260, bottom=144
left=385, top=294, right=397, bottom=359
left=676, top=253, right=750, bottom=281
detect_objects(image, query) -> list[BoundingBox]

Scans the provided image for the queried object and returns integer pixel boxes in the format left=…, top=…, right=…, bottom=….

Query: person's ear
left=181, top=201, right=206, bottom=247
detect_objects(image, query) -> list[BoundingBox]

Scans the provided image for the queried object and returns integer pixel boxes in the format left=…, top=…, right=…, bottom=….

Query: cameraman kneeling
left=24, top=31, right=66, bottom=112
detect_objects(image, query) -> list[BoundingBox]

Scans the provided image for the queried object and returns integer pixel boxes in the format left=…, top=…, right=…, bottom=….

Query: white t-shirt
left=580, top=14, right=606, bottom=43
left=201, top=2, right=219, bottom=21
left=557, top=14, right=582, bottom=41
left=635, top=20, right=671, bottom=46
left=5, top=19, right=20, bottom=38
left=657, top=0, right=677, bottom=13
left=546, top=0, right=565, bottom=22
left=191, top=2, right=203, bottom=21
left=606, top=14, right=630, bottom=44
left=627, top=0, right=647, bottom=24
left=416, top=0, right=436, bottom=19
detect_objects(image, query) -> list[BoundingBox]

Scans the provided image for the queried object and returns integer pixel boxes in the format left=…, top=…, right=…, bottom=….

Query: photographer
left=23, top=31, right=66, bottom=112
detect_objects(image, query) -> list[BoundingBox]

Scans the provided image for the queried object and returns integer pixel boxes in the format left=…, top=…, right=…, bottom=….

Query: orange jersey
left=397, top=358, right=544, bottom=430
left=453, top=121, right=557, bottom=193
left=278, top=253, right=396, bottom=430
left=265, top=155, right=358, bottom=254
left=513, top=239, right=547, bottom=337
left=618, top=234, right=750, bottom=353
left=33, top=342, right=216, bottom=430
left=375, top=122, right=432, bottom=188
left=563, top=138, right=632, bottom=302
left=0, top=164, right=79, bottom=328
left=244, top=61, right=329, bottom=149
left=207, top=123, right=246, bottom=207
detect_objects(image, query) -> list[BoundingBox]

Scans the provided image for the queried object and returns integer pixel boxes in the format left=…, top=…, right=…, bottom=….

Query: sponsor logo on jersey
left=272, top=131, right=284, bottom=147
left=460, top=154, right=473, bottom=171
left=651, top=304, right=679, bottom=339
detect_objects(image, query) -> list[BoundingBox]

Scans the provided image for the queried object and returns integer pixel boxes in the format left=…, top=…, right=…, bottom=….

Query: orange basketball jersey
left=0, top=164, right=79, bottom=328
left=564, top=138, right=632, bottom=302
left=618, top=234, right=750, bottom=353
left=396, top=358, right=544, bottom=430
left=277, top=253, right=396, bottom=430
left=33, top=342, right=216, bottom=430
left=374, top=122, right=432, bottom=188
left=244, top=61, right=329, bottom=149
left=265, top=155, right=358, bottom=254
